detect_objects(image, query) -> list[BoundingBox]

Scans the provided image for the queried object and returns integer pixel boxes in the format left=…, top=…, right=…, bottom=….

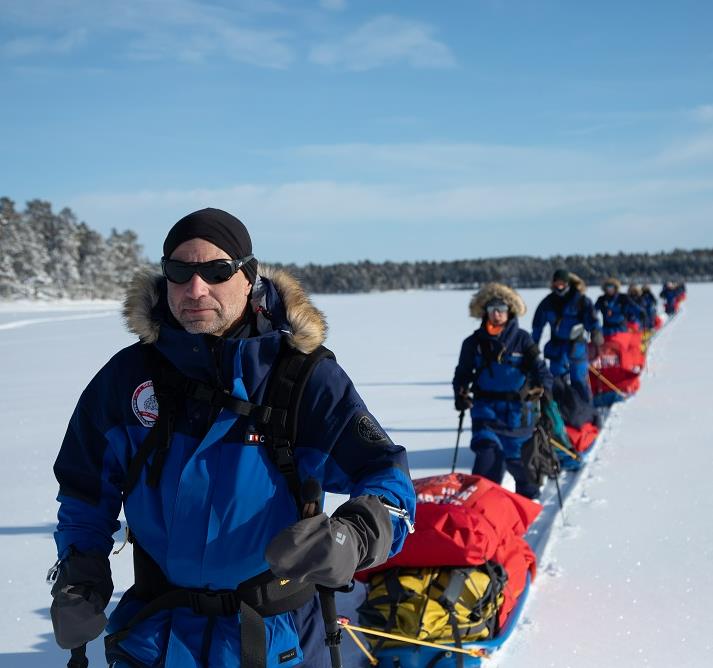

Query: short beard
left=171, top=301, right=245, bottom=336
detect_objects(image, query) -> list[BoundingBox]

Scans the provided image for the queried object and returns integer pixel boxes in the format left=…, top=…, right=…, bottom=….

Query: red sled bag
left=358, top=474, right=541, bottom=627
left=590, top=334, right=643, bottom=396
left=565, top=422, right=599, bottom=453
left=602, top=331, right=645, bottom=373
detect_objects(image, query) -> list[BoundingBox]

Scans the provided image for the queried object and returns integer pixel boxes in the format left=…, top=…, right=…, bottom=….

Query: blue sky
left=1, top=0, right=712, bottom=263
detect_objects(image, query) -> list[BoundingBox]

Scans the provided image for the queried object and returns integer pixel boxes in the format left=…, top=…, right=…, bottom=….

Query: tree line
left=1, top=197, right=711, bottom=299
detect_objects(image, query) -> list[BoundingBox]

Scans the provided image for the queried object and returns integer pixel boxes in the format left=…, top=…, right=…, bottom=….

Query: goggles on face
left=604, top=283, right=616, bottom=291
left=161, top=255, right=254, bottom=285
left=486, top=304, right=509, bottom=315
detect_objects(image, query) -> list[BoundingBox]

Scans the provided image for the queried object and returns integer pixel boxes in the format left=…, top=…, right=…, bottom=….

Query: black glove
left=454, top=388, right=473, bottom=412
left=265, top=495, right=393, bottom=589
left=50, top=549, right=113, bottom=650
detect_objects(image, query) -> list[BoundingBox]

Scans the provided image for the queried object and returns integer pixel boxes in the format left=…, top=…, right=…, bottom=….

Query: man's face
left=166, top=238, right=253, bottom=336
left=552, top=280, right=568, bottom=295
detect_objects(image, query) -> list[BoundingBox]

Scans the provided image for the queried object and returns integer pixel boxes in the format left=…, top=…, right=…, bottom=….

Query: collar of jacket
left=477, top=316, right=520, bottom=346
left=122, top=265, right=327, bottom=392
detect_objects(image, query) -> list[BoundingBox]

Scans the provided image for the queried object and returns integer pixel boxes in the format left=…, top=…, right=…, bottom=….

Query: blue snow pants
left=471, top=434, right=540, bottom=499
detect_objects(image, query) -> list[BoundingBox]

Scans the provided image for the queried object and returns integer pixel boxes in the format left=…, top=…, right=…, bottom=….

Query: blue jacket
left=453, top=317, right=552, bottom=438
left=53, top=269, right=415, bottom=667
left=660, top=285, right=683, bottom=314
left=594, top=293, right=645, bottom=335
left=531, top=283, right=601, bottom=360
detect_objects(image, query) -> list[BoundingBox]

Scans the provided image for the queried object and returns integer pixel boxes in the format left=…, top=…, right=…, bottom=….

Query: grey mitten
left=265, top=495, right=393, bottom=589
left=591, top=329, right=604, bottom=347
left=50, top=550, right=113, bottom=649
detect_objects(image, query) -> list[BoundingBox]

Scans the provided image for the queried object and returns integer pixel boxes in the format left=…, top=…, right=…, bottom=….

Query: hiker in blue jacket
left=639, top=285, right=659, bottom=330
left=660, top=281, right=682, bottom=315
left=531, top=269, right=602, bottom=404
left=626, top=285, right=647, bottom=331
left=594, top=278, right=646, bottom=335
left=453, top=283, right=553, bottom=498
left=49, top=208, right=415, bottom=668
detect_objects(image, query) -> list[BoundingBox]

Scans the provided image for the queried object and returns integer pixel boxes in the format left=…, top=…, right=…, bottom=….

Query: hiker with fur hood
left=49, top=208, right=415, bottom=668
left=594, top=277, right=646, bottom=336
left=531, top=269, right=602, bottom=404
left=453, top=283, right=553, bottom=498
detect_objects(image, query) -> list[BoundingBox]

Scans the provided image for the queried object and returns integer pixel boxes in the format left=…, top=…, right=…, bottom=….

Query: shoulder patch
left=132, top=380, right=158, bottom=427
left=355, top=414, right=390, bottom=445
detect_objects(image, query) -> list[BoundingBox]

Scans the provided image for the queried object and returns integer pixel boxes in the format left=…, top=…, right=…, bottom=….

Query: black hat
left=552, top=268, right=569, bottom=283
left=163, top=208, right=258, bottom=284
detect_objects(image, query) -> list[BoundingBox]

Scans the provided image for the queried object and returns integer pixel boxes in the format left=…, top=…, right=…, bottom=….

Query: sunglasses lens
left=163, top=261, right=194, bottom=283
left=198, top=261, right=233, bottom=284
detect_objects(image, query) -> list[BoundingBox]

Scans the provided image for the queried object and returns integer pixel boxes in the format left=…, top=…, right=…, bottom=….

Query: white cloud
left=320, top=0, right=347, bottom=11
left=691, top=104, right=713, bottom=123
left=310, top=15, right=455, bottom=70
left=1, top=28, right=87, bottom=58
left=655, top=133, right=713, bottom=166
left=0, top=0, right=295, bottom=68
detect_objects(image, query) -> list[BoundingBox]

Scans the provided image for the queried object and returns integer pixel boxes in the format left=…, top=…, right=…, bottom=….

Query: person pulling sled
left=453, top=283, right=553, bottom=499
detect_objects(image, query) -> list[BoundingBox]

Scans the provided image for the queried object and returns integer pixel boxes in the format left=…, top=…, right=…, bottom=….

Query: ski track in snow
left=1, top=286, right=711, bottom=667
left=0, top=311, right=117, bottom=331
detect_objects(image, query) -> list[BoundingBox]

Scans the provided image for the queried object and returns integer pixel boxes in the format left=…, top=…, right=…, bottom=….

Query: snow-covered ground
left=0, top=284, right=710, bottom=667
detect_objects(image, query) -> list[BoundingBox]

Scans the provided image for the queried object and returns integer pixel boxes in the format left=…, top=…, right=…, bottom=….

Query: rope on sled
left=588, top=365, right=629, bottom=399
left=549, top=436, right=581, bottom=461
left=337, top=618, right=489, bottom=664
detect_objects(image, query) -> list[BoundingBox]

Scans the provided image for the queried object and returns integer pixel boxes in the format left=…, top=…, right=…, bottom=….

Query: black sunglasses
left=161, top=255, right=254, bottom=285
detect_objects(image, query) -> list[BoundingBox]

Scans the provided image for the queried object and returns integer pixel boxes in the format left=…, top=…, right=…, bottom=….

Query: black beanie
left=552, top=268, right=569, bottom=283
left=162, top=208, right=259, bottom=284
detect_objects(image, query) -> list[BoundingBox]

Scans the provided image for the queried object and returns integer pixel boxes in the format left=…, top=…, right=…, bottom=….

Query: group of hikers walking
left=47, top=207, right=686, bottom=668
left=452, top=270, right=685, bottom=499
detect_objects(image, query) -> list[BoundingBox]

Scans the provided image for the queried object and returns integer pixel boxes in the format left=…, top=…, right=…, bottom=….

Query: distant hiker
left=660, top=280, right=685, bottom=315
left=640, top=285, right=659, bottom=330
left=594, top=278, right=646, bottom=336
left=49, top=208, right=415, bottom=667
left=531, top=269, right=602, bottom=404
left=453, top=283, right=553, bottom=498
left=626, top=285, right=646, bottom=331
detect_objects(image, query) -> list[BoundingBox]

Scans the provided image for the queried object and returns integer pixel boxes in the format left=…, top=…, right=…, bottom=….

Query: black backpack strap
left=123, top=345, right=181, bottom=499
left=260, top=341, right=336, bottom=505
left=123, top=342, right=334, bottom=503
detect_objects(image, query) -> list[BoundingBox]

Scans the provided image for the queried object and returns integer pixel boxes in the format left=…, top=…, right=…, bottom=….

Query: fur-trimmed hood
left=469, top=282, right=526, bottom=319
left=601, top=276, right=621, bottom=291
left=568, top=272, right=586, bottom=293
left=558, top=272, right=586, bottom=293
left=122, top=264, right=327, bottom=354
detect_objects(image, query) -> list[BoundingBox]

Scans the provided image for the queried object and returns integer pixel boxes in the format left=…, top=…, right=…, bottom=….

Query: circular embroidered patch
left=356, top=414, right=389, bottom=444
left=132, top=380, right=159, bottom=427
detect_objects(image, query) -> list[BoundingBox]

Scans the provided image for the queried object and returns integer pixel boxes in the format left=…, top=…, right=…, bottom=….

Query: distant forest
left=1, top=197, right=711, bottom=299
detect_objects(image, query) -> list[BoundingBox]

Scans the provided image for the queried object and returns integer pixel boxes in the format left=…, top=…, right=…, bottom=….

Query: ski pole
left=451, top=409, right=466, bottom=474
left=67, top=645, right=88, bottom=668
left=588, top=365, right=628, bottom=399
left=301, top=479, right=344, bottom=668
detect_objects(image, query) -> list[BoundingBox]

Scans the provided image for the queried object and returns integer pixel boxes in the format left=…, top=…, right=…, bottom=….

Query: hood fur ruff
left=469, top=283, right=526, bottom=319
left=122, top=264, right=327, bottom=354
left=602, top=276, right=621, bottom=290
left=554, top=271, right=587, bottom=293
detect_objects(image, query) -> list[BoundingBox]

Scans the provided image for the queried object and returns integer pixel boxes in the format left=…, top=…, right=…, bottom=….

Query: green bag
left=357, top=563, right=507, bottom=648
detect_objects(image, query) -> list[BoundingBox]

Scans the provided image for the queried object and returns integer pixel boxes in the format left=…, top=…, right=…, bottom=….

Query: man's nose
left=184, top=272, right=210, bottom=299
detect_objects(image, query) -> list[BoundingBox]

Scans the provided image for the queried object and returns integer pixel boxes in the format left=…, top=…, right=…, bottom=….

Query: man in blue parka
left=531, top=269, right=602, bottom=404
left=453, top=283, right=553, bottom=498
left=594, top=277, right=646, bottom=336
left=49, top=209, right=415, bottom=668
left=660, top=281, right=683, bottom=316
